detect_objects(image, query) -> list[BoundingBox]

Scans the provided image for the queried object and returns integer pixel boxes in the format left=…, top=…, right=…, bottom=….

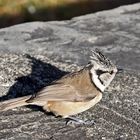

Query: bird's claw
left=65, top=117, right=95, bottom=125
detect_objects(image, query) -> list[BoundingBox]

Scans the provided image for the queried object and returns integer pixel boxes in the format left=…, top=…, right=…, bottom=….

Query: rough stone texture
left=0, top=3, right=140, bottom=140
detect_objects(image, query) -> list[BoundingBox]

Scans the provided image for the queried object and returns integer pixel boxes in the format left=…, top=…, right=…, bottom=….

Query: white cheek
left=107, top=73, right=116, bottom=86
left=90, top=68, right=105, bottom=92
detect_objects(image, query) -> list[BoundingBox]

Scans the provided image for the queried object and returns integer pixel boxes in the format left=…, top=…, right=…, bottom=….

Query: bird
left=0, top=49, right=120, bottom=124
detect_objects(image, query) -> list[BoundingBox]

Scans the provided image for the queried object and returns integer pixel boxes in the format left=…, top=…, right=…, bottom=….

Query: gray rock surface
left=0, top=3, right=140, bottom=140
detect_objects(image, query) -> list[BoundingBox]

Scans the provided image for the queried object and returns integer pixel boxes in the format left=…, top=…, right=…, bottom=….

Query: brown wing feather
left=28, top=68, right=98, bottom=103
left=28, top=84, right=95, bottom=103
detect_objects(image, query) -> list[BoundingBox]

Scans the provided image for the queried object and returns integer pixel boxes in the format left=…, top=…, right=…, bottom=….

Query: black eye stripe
left=96, top=70, right=107, bottom=75
left=96, top=70, right=113, bottom=75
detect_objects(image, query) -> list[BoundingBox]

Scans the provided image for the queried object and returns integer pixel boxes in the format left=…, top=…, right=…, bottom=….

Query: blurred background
left=0, top=0, right=139, bottom=29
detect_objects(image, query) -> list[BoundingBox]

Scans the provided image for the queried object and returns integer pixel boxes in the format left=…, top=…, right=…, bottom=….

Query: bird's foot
left=65, top=117, right=95, bottom=125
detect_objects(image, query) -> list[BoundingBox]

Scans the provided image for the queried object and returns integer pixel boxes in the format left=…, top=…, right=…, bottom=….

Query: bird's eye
left=109, top=71, right=114, bottom=74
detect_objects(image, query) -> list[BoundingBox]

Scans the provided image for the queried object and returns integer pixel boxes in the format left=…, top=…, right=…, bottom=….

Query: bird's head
left=89, top=49, right=118, bottom=92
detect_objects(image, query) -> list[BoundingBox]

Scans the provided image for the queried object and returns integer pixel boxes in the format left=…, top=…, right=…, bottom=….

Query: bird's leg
left=65, top=116, right=95, bottom=125
left=66, top=116, right=85, bottom=124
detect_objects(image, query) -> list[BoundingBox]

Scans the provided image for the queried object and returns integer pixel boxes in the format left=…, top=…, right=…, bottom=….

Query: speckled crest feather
left=90, top=49, right=113, bottom=67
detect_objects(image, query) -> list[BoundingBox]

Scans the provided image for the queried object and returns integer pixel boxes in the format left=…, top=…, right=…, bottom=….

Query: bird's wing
left=27, top=84, right=96, bottom=103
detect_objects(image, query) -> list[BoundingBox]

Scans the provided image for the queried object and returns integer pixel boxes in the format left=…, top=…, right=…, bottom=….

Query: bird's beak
left=117, top=68, right=123, bottom=73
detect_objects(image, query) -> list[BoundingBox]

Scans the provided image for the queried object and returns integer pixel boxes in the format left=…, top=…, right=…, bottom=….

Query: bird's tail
left=0, top=95, right=31, bottom=111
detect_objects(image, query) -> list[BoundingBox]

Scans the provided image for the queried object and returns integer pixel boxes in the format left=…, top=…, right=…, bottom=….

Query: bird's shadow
left=0, top=55, right=68, bottom=113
